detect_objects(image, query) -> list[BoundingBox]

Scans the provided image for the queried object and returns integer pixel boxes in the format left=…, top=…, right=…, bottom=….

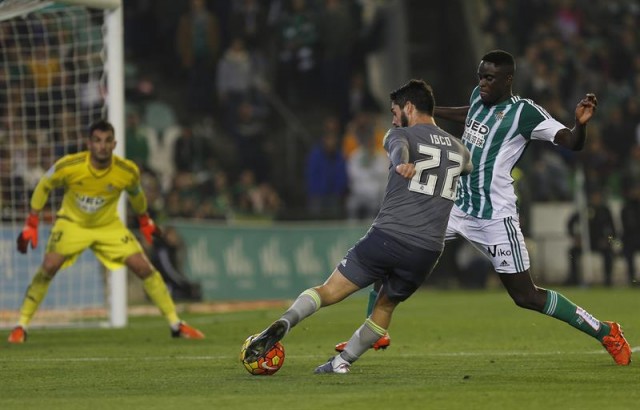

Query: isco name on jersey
left=428, top=133, right=453, bottom=146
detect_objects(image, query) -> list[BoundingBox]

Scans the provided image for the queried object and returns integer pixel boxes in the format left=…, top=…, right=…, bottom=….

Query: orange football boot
left=7, top=326, right=27, bottom=344
left=601, top=321, right=631, bottom=365
left=171, top=322, right=205, bottom=339
left=335, top=333, right=390, bottom=352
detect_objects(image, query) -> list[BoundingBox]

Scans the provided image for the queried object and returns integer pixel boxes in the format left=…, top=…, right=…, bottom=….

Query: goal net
left=0, top=0, right=122, bottom=329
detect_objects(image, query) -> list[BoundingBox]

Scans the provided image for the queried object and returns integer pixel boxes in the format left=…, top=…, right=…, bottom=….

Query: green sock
left=366, top=288, right=378, bottom=317
left=543, top=290, right=610, bottom=341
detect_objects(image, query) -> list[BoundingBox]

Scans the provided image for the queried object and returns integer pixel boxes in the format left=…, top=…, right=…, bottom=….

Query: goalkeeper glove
left=138, top=214, right=161, bottom=245
left=17, top=213, right=39, bottom=254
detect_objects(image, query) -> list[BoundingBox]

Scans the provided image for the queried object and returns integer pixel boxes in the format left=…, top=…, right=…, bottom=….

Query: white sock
left=333, top=354, right=351, bottom=367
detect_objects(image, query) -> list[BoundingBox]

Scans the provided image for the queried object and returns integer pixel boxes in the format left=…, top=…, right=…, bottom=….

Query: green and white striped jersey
left=456, top=86, right=567, bottom=219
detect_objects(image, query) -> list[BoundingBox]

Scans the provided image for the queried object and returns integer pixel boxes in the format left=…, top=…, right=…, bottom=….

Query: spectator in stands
left=346, top=71, right=380, bottom=123
left=305, top=115, right=348, bottom=219
left=529, top=145, right=572, bottom=202
left=165, top=190, right=184, bottom=219
left=53, top=108, right=83, bottom=157
left=197, top=169, right=234, bottom=220
left=234, top=169, right=281, bottom=219
left=345, top=131, right=388, bottom=221
left=342, top=110, right=385, bottom=158
left=125, top=108, right=150, bottom=170
left=621, top=143, right=640, bottom=193
left=274, top=0, right=320, bottom=108
left=168, top=171, right=201, bottom=219
left=176, top=0, right=221, bottom=115
left=566, top=190, right=617, bottom=287
left=604, top=105, right=636, bottom=165
left=579, top=128, right=615, bottom=194
left=26, top=46, right=61, bottom=91
left=552, top=0, right=583, bottom=42
left=228, top=0, right=269, bottom=51
left=620, top=185, right=640, bottom=286
left=150, top=226, right=202, bottom=301
left=228, top=100, right=270, bottom=181
left=216, top=37, right=262, bottom=133
left=317, top=0, right=358, bottom=124
left=173, top=124, right=212, bottom=174
left=138, top=167, right=164, bottom=223
left=0, top=147, right=27, bottom=220
left=24, top=146, right=46, bottom=195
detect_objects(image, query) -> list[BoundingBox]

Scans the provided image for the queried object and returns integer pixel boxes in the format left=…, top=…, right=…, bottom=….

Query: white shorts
left=445, top=206, right=530, bottom=274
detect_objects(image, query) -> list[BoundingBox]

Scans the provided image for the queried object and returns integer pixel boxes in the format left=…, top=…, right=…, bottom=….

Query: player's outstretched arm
left=433, top=106, right=470, bottom=124
left=554, top=93, right=597, bottom=151
left=575, top=93, right=598, bottom=126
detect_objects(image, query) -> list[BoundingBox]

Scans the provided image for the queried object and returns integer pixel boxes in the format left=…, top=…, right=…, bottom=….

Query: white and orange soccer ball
left=240, top=334, right=286, bottom=376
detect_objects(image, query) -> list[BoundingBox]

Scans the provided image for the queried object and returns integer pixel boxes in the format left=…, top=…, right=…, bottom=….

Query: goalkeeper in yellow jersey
left=8, top=119, right=205, bottom=343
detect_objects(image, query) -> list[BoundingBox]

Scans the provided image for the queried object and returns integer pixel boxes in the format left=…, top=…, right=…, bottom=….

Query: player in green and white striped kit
left=436, top=50, right=630, bottom=365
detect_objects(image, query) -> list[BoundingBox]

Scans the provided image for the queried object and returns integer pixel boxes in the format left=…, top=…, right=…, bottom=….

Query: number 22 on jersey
left=408, top=144, right=464, bottom=201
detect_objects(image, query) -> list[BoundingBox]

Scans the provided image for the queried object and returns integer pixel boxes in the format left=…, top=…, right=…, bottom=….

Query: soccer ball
left=240, top=334, right=286, bottom=376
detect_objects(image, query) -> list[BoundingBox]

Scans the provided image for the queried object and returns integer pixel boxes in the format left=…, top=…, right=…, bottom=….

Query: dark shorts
left=337, top=227, right=442, bottom=302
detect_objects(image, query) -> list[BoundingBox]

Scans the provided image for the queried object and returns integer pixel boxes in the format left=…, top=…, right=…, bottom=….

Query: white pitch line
left=1, top=346, right=637, bottom=363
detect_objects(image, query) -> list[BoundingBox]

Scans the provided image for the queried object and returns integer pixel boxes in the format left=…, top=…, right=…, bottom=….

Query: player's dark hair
left=88, top=119, right=115, bottom=136
left=389, top=79, right=435, bottom=115
left=481, top=49, right=516, bottom=74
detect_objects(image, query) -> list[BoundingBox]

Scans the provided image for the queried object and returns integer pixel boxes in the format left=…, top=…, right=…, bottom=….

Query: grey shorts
left=337, top=228, right=442, bottom=302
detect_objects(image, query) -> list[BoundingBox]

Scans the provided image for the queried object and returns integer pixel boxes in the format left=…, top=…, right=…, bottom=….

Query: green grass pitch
left=1, top=288, right=638, bottom=410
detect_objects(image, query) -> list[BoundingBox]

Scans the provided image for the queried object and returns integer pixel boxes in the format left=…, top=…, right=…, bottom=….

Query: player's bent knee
left=315, top=285, right=351, bottom=306
left=125, top=253, right=153, bottom=278
left=41, top=256, right=65, bottom=277
left=510, top=292, right=545, bottom=311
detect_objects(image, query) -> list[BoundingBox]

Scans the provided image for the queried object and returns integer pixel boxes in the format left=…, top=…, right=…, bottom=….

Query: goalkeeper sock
left=542, top=289, right=610, bottom=341
left=366, top=288, right=378, bottom=317
left=341, top=318, right=387, bottom=363
left=280, top=289, right=321, bottom=329
left=143, top=270, right=180, bottom=326
left=18, top=269, right=52, bottom=327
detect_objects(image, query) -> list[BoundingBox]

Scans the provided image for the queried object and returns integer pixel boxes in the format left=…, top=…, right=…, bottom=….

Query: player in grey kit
left=242, top=79, right=472, bottom=373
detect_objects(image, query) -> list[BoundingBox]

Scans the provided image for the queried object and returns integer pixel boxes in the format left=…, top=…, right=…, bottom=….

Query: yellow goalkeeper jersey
left=31, top=151, right=146, bottom=227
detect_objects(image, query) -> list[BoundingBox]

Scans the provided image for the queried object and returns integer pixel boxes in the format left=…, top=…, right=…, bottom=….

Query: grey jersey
left=372, top=124, right=471, bottom=251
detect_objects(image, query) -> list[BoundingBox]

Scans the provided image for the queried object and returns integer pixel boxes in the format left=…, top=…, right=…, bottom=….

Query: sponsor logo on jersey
left=75, top=194, right=106, bottom=213
left=500, top=260, right=509, bottom=267
left=495, top=111, right=505, bottom=120
left=487, top=245, right=512, bottom=258
left=462, top=119, right=489, bottom=148
left=340, top=259, right=347, bottom=267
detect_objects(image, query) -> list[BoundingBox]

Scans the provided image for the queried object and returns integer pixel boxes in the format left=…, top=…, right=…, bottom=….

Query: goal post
left=0, top=0, right=126, bottom=328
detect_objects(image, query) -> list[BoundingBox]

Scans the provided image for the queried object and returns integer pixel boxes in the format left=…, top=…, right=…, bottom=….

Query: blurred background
left=2, top=0, right=639, bottom=307
left=119, top=0, right=639, bottom=224
left=122, top=0, right=640, bottom=292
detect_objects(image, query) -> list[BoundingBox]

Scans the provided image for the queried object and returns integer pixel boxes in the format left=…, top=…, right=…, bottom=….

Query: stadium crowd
left=1, top=1, right=639, bottom=245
